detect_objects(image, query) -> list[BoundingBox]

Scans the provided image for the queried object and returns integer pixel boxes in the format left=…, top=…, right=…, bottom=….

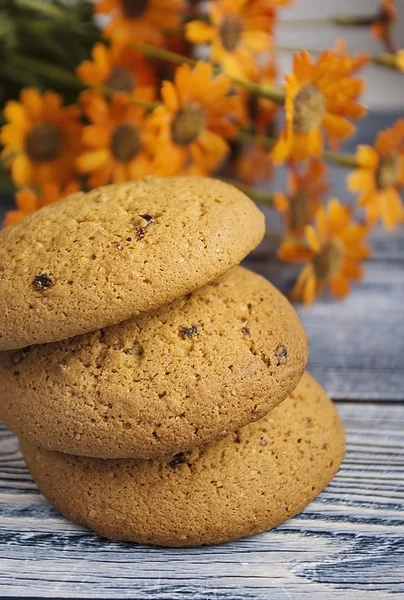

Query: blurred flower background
left=0, top=0, right=403, bottom=305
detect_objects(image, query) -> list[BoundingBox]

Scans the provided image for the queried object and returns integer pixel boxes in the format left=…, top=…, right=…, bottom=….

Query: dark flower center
left=219, top=15, right=243, bottom=52
left=106, top=67, right=136, bottom=93
left=376, top=151, right=400, bottom=189
left=171, top=102, right=206, bottom=146
left=25, top=123, right=63, bottom=163
left=289, top=192, right=309, bottom=232
left=121, top=0, right=149, bottom=19
left=313, top=238, right=344, bottom=281
left=110, top=124, right=141, bottom=162
left=293, top=85, right=325, bottom=133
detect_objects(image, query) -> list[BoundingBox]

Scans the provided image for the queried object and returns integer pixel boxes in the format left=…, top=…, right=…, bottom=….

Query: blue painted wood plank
left=1, top=402, right=403, bottom=599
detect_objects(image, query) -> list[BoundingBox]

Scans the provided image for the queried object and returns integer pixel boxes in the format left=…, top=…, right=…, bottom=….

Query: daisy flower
left=274, top=160, right=329, bottom=238
left=76, top=91, right=156, bottom=188
left=186, top=0, right=291, bottom=79
left=77, top=42, right=156, bottom=96
left=272, top=50, right=366, bottom=164
left=278, top=199, right=371, bottom=305
left=348, top=119, right=404, bottom=230
left=4, top=182, right=80, bottom=227
left=95, top=0, right=185, bottom=46
left=149, top=61, right=243, bottom=175
left=0, top=88, right=82, bottom=187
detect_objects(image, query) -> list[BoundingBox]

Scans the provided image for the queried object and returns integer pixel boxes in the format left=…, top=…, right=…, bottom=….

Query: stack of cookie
left=0, top=176, right=345, bottom=547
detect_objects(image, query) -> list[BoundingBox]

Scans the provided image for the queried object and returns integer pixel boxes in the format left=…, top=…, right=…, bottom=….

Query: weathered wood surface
left=1, top=403, right=403, bottom=599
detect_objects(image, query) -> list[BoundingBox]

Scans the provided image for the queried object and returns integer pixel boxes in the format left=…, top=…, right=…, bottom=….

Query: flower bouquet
left=1, top=0, right=403, bottom=305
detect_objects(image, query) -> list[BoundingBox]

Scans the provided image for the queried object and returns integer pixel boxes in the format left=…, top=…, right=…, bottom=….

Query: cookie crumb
left=169, top=453, right=188, bottom=468
left=135, top=227, right=146, bottom=240
left=233, top=431, right=241, bottom=443
left=32, top=273, right=53, bottom=292
left=275, top=344, right=288, bottom=365
left=178, top=325, right=198, bottom=339
left=259, top=437, right=268, bottom=447
left=242, top=325, right=251, bottom=336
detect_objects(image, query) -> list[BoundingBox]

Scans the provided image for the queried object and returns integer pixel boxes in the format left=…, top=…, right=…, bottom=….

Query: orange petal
left=11, top=153, right=32, bottom=186
left=185, top=20, right=215, bottom=43
left=322, top=113, right=355, bottom=140
left=356, top=145, right=379, bottom=168
left=273, top=192, right=288, bottom=213
left=15, top=188, right=37, bottom=212
left=342, top=260, right=363, bottom=281
left=161, top=81, right=180, bottom=112
left=4, top=210, right=27, bottom=227
left=242, top=30, right=272, bottom=52
left=305, top=225, right=320, bottom=252
left=82, top=125, right=110, bottom=148
left=329, top=273, right=350, bottom=299
left=76, top=149, right=109, bottom=173
left=347, top=168, right=375, bottom=194
left=20, top=88, right=43, bottom=120
left=3, top=101, right=29, bottom=127
left=302, top=270, right=317, bottom=306
left=278, top=242, right=312, bottom=262
left=380, top=187, right=404, bottom=230
left=327, top=198, right=351, bottom=234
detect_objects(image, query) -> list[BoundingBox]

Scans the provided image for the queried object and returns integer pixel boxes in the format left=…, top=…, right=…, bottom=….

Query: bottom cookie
left=20, top=373, right=345, bottom=547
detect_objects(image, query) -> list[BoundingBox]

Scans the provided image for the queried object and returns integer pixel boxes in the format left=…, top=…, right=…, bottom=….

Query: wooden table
left=1, top=115, right=403, bottom=599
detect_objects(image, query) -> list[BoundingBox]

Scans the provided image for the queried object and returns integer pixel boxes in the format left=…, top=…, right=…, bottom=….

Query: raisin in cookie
left=0, top=268, right=308, bottom=459
left=20, top=373, right=345, bottom=547
left=0, top=176, right=265, bottom=350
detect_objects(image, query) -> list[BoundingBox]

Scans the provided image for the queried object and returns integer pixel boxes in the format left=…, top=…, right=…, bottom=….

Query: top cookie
left=0, top=176, right=265, bottom=350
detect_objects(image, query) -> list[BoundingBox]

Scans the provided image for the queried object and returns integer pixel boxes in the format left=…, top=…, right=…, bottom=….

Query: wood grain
left=1, top=403, right=403, bottom=600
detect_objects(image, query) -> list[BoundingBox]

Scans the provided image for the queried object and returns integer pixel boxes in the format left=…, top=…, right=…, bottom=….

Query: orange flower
left=76, top=91, right=156, bottom=188
left=186, top=0, right=291, bottom=79
left=95, top=0, right=185, bottom=46
left=149, top=61, right=243, bottom=175
left=4, top=182, right=80, bottom=227
left=0, top=88, right=82, bottom=187
left=348, top=119, right=404, bottom=230
left=278, top=199, right=370, bottom=305
left=371, top=0, right=396, bottom=53
left=234, top=145, right=272, bottom=185
left=274, top=160, right=329, bottom=238
left=77, top=42, right=156, bottom=96
left=272, top=50, right=366, bottom=163
left=333, top=39, right=369, bottom=73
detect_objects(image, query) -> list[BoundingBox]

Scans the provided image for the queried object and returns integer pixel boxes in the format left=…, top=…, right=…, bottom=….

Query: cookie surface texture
left=0, top=176, right=265, bottom=350
left=0, top=267, right=308, bottom=458
left=20, top=373, right=345, bottom=547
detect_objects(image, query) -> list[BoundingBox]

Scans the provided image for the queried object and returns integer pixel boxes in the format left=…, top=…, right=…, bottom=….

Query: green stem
left=132, top=43, right=286, bottom=105
left=100, top=85, right=161, bottom=111
left=218, top=177, right=274, bottom=206
left=133, top=43, right=197, bottom=68
left=322, top=150, right=358, bottom=168
left=279, top=15, right=375, bottom=27
left=372, top=52, right=403, bottom=70
left=277, top=45, right=403, bottom=71
left=236, top=131, right=358, bottom=168
left=12, top=55, right=85, bottom=88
